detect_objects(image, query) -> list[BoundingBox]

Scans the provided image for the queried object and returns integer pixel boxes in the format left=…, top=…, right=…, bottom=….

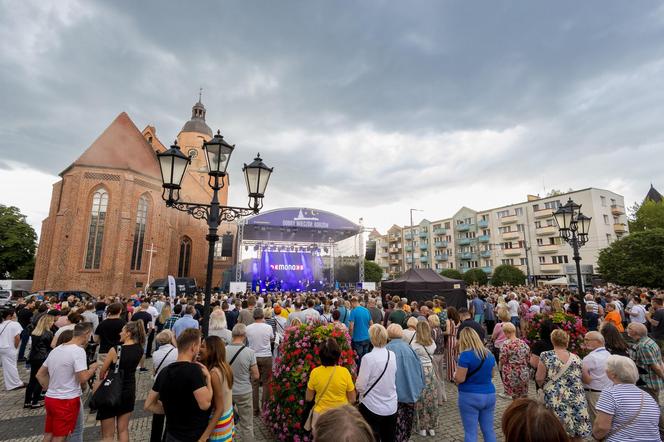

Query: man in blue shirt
left=349, top=297, right=373, bottom=367
left=335, top=299, right=351, bottom=328
left=470, top=293, right=485, bottom=325
left=172, top=305, right=199, bottom=338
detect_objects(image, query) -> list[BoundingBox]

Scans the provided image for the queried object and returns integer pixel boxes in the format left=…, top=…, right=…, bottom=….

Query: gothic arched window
left=130, top=195, right=149, bottom=271
left=178, top=237, right=192, bottom=277
left=84, top=189, right=109, bottom=269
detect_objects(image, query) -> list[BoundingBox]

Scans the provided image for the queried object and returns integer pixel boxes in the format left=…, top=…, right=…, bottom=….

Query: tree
left=463, top=268, right=488, bottom=286
left=598, top=229, right=664, bottom=288
left=364, top=260, right=383, bottom=283
left=628, top=199, right=664, bottom=232
left=440, top=269, right=463, bottom=280
left=0, top=205, right=37, bottom=279
left=491, top=264, right=526, bottom=286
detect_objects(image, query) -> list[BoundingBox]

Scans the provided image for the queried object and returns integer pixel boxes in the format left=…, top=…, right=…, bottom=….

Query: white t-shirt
left=53, top=324, right=76, bottom=341
left=529, top=304, right=541, bottom=314
left=147, top=305, right=159, bottom=323
left=507, top=300, right=519, bottom=317
left=302, top=308, right=321, bottom=324
left=0, top=320, right=22, bottom=349
left=629, top=305, right=647, bottom=324
left=43, top=344, right=88, bottom=399
left=245, top=322, right=274, bottom=357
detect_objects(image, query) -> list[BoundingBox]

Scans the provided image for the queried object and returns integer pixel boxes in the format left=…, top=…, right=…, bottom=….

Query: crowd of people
left=1, top=283, right=664, bottom=441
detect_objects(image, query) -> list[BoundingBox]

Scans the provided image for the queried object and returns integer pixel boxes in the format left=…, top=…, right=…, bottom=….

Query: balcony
left=419, top=243, right=429, bottom=250
left=458, top=238, right=472, bottom=246
left=388, top=247, right=401, bottom=253
left=482, top=266, right=493, bottom=274
left=434, top=240, right=448, bottom=248
left=503, top=248, right=523, bottom=257
left=538, top=244, right=559, bottom=254
left=389, top=236, right=400, bottom=243
left=406, top=257, right=414, bottom=264
left=433, top=228, right=446, bottom=235
left=540, top=263, right=563, bottom=273
left=536, top=225, right=557, bottom=236
left=435, top=254, right=449, bottom=261
left=478, top=234, right=490, bottom=243
left=419, top=230, right=428, bottom=238
left=500, top=214, right=518, bottom=225
left=404, top=233, right=413, bottom=240
left=460, top=252, right=476, bottom=260
left=380, top=252, right=389, bottom=258
left=405, top=245, right=413, bottom=252
left=478, top=219, right=489, bottom=229
left=388, top=259, right=400, bottom=265
left=457, top=223, right=473, bottom=232
left=534, top=208, right=553, bottom=219
left=502, top=231, right=520, bottom=240
left=611, top=204, right=625, bottom=216
left=614, top=223, right=627, bottom=233
left=419, top=255, right=429, bottom=263
left=480, top=250, right=492, bottom=258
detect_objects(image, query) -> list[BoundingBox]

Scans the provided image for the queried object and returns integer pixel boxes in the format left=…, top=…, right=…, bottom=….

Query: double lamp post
left=553, top=198, right=591, bottom=314
left=157, top=130, right=273, bottom=337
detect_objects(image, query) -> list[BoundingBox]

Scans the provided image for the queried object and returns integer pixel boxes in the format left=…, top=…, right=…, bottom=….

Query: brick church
left=32, top=100, right=237, bottom=296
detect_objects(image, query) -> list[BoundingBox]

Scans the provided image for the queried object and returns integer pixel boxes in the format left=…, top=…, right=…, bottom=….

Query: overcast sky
left=1, top=0, right=664, bottom=237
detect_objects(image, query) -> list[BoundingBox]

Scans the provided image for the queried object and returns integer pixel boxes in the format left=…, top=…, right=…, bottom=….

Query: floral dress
left=540, top=351, right=591, bottom=438
left=499, top=338, right=530, bottom=398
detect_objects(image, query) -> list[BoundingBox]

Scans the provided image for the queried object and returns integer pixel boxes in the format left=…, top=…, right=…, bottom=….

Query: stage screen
left=253, top=251, right=323, bottom=292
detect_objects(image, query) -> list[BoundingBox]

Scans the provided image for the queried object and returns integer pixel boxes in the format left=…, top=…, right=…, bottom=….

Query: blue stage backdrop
left=252, top=251, right=323, bottom=292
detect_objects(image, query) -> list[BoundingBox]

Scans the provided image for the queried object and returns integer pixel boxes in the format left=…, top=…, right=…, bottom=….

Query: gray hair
left=156, top=330, right=173, bottom=345
left=232, top=323, right=247, bottom=337
left=605, top=355, right=639, bottom=384
left=209, top=310, right=227, bottom=330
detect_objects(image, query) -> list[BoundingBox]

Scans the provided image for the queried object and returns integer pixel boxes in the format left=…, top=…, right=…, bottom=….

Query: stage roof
left=242, top=207, right=361, bottom=243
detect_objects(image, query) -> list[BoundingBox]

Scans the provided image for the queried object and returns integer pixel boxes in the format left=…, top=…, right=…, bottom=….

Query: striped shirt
left=595, top=384, right=660, bottom=442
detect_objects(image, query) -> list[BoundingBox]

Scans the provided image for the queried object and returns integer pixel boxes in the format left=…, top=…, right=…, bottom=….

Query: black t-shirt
left=153, top=361, right=209, bottom=441
left=17, top=308, right=33, bottom=328
left=95, top=318, right=127, bottom=353
left=132, top=311, right=153, bottom=330
left=457, top=319, right=486, bottom=341
left=226, top=310, right=239, bottom=331
left=651, top=308, right=664, bottom=340
left=531, top=339, right=553, bottom=357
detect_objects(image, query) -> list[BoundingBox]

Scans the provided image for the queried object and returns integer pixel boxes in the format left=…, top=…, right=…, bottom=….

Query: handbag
left=304, top=366, right=337, bottom=432
left=89, top=345, right=124, bottom=410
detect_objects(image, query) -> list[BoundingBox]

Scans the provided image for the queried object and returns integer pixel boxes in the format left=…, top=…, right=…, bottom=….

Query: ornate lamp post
left=157, top=130, right=273, bottom=336
left=553, top=198, right=591, bottom=315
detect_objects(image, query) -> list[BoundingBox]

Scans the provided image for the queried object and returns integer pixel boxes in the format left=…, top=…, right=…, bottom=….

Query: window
left=482, top=229, right=490, bottom=236
left=178, top=237, right=192, bottom=277
left=536, top=238, right=543, bottom=246
left=603, top=215, right=609, bottom=225
left=497, top=210, right=509, bottom=218
left=532, top=204, right=540, bottom=211
left=546, top=219, right=555, bottom=227
left=515, top=207, right=524, bottom=216
left=520, top=258, right=528, bottom=265
left=518, top=240, right=526, bottom=248
left=552, top=255, right=569, bottom=264
left=544, top=200, right=561, bottom=209
left=610, top=198, right=616, bottom=206
left=84, top=189, right=109, bottom=269
left=130, top=196, right=149, bottom=271
left=517, top=224, right=525, bottom=232
left=538, top=256, right=546, bottom=264
left=601, top=196, right=606, bottom=207
left=445, top=222, right=450, bottom=229
left=606, top=233, right=612, bottom=245
left=535, top=221, right=542, bottom=228
left=501, top=258, right=514, bottom=265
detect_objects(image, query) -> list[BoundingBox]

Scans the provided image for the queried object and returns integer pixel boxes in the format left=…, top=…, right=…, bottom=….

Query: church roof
left=181, top=100, right=213, bottom=137
left=62, top=112, right=161, bottom=179
left=645, top=184, right=663, bottom=203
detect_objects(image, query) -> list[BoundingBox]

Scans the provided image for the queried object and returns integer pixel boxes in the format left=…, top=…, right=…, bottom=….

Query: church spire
left=181, top=91, right=212, bottom=137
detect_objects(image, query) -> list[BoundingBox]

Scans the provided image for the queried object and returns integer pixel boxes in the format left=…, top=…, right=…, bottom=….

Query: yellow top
left=307, top=365, right=355, bottom=413
left=433, top=307, right=442, bottom=314
left=279, top=308, right=291, bottom=319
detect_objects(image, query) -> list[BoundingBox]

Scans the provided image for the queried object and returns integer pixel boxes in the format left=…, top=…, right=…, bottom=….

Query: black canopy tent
left=381, top=268, right=467, bottom=309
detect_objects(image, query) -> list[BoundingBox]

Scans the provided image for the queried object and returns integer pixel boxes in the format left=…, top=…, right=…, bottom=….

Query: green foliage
left=628, top=200, right=664, bottom=232
left=463, top=268, right=488, bottom=286
left=598, top=229, right=664, bottom=288
left=491, top=264, right=526, bottom=286
left=363, top=260, right=383, bottom=283
left=0, top=205, right=37, bottom=279
left=440, top=268, right=463, bottom=279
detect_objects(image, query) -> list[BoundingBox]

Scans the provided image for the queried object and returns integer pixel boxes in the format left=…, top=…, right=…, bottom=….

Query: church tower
left=178, top=93, right=213, bottom=174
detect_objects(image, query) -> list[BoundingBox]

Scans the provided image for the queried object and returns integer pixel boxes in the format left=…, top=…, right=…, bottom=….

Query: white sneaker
left=428, top=430, right=436, bottom=436
left=418, top=430, right=427, bottom=436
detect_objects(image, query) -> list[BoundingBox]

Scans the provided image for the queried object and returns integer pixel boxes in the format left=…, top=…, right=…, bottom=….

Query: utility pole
left=409, top=209, right=423, bottom=271
left=145, top=242, right=157, bottom=291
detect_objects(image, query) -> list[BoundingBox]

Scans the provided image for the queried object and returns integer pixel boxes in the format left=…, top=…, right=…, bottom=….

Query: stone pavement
left=0, top=358, right=521, bottom=441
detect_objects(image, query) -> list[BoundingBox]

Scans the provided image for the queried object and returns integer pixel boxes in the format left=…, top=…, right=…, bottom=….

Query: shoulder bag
left=152, top=347, right=175, bottom=380
left=536, top=352, right=575, bottom=403
left=456, top=352, right=487, bottom=387
left=90, top=345, right=124, bottom=410
left=228, top=345, right=247, bottom=424
left=597, top=391, right=645, bottom=441
left=361, top=351, right=391, bottom=400
left=303, top=366, right=337, bottom=431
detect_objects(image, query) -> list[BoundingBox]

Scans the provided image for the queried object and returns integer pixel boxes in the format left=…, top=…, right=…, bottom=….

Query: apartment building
left=373, top=188, right=628, bottom=281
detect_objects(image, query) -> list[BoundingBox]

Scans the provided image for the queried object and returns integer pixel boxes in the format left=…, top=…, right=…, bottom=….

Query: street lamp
left=553, top=198, right=591, bottom=316
left=157, top=130, right=273, bottom=337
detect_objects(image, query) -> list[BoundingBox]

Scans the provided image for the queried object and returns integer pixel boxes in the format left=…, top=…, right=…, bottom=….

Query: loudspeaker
left=365, top=240, right=376, bottom=261
left=221, top=234, right=234, bottom=257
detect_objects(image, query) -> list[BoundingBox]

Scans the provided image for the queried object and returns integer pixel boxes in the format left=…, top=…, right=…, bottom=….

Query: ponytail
left=127, top=320, right=147, bottom=346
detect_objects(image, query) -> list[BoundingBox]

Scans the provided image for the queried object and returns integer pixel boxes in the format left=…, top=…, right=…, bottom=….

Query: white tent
left=541, top=276, right=568, bottom=286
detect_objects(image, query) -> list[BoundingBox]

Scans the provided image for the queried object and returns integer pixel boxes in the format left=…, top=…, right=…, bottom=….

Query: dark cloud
left=1, top=0, right=664, bottom=232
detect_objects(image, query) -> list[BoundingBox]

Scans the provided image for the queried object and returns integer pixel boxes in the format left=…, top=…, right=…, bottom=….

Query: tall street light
left=553, top=198, right=591, bottom=316
left=157, top=130, right=273, bottom=337
left=409, top=209, right=423, bottom=271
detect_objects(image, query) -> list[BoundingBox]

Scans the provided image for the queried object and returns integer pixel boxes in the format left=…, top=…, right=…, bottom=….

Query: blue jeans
left=352, top=339, right=371, bottom=368
left=458, top=392, right=496, bottom=442
left=18, top=329, right=30, bottom=360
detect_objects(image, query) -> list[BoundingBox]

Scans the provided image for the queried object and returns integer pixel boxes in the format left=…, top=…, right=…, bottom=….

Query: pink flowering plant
left=526, top=312, right=588, bottom=357
left=264, top=323, right=356, bottom=441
